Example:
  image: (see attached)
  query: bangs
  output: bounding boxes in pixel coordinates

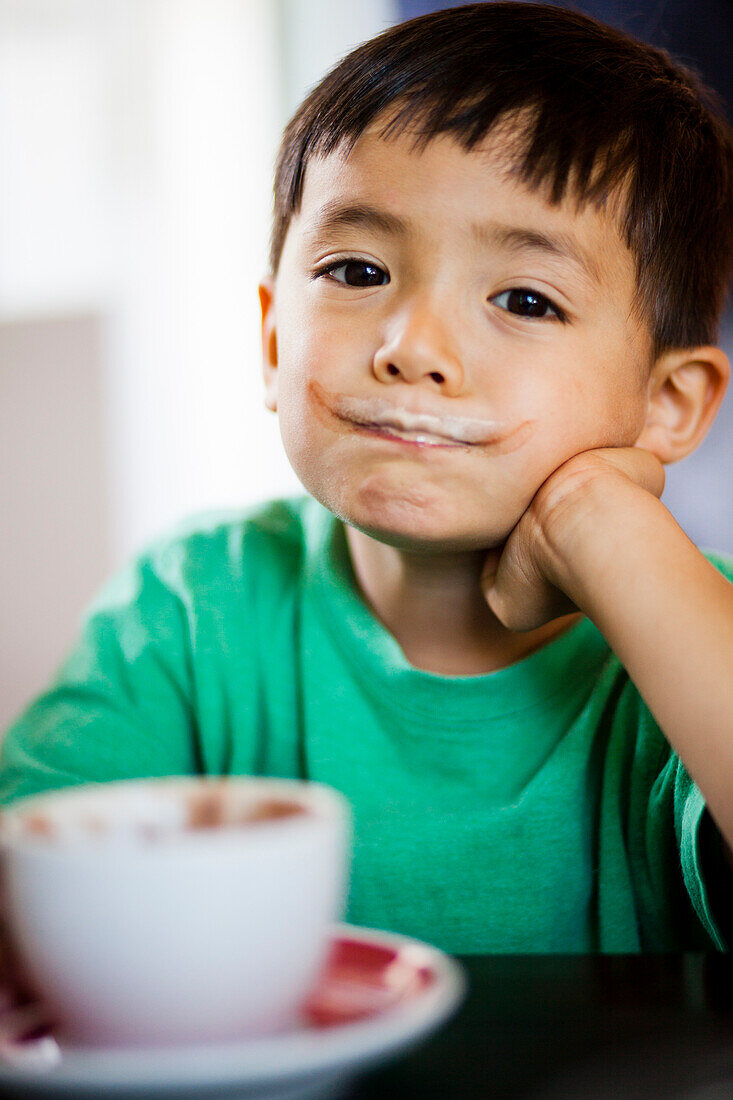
[359,96,636,216]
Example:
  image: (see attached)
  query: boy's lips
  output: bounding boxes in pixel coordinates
[328,392,518,446]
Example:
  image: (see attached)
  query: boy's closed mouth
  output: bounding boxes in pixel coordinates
[320,388,525,449]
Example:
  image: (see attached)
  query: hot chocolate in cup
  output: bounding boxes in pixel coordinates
[0,777,351,1046]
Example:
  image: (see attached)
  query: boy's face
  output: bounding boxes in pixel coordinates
[261,123,654,551]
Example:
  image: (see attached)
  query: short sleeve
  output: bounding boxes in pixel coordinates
[0,548,200,806]
[618,548,733,952]
[696,809,733,950]
[669,759,728,951]
[674,548,733,950]
[624,702,729,951]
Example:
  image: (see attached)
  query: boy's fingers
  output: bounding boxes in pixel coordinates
[481,526,577,632]
[573,446,666,500]
[481,444,665,632]
[479,545,504,588]
[483,550,577,631]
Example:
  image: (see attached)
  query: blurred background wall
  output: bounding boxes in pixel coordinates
[1,0,731,729]
[0,0,393,729]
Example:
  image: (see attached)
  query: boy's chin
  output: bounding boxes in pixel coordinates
[298,471,523,553]
[347,522,504,555]
[327,498,514,555]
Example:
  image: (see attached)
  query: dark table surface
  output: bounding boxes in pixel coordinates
[2,955,733,1099]
[349,954,733,1099]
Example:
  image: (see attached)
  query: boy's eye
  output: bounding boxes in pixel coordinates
[491,288,566,322]
[316,260,389,287]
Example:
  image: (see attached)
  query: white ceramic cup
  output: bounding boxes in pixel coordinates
[0,777,351,1046]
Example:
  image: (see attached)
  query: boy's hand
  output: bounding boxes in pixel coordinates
[480,447,666,631]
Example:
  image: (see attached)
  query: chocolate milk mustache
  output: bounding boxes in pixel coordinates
[331,393,512,445]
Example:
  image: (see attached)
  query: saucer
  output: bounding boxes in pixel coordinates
[0,924,466,1097]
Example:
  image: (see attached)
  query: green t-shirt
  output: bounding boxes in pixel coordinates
[1,496,731,954]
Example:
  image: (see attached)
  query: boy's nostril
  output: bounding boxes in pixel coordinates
[430,372,445,384]
[387,364,399,376]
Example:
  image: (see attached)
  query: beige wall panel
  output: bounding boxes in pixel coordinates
[0,314,111,732]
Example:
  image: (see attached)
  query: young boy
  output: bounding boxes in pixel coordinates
[2,2,733,954]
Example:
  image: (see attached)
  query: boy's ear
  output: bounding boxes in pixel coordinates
[258,276,278,412]
[635,345,730,463]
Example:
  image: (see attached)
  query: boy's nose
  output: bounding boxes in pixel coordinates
[372,303,465,395]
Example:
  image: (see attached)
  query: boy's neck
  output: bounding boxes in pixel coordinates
[345,526,583,676]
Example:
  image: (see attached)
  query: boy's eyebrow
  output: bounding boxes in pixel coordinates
[306,201,604,288]
[475,223,604,289]
[306,201,408,241]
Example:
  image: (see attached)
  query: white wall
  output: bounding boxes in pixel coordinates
[101,0,295,566]
[0,0,396,571]
[277,0,395,121]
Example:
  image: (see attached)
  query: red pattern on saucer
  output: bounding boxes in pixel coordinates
[0,932,438,1064]
[304,935,435,1026]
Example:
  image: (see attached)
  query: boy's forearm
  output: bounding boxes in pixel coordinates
[552,482,733,849]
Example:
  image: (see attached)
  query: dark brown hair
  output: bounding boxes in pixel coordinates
[269,2,733,359]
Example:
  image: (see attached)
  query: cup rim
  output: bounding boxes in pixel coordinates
[0,777,349,852]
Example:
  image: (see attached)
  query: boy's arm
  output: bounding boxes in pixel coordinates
[481,446,733,861]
